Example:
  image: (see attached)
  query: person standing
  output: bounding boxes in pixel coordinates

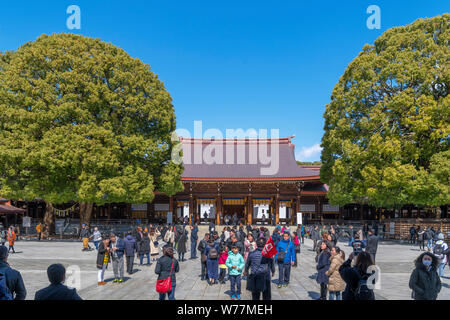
[35,264,82,300]
[155,245,180,300]
[205,239,220,285]
[339,251,375,300]
[164,226,175,246]
[326,246,345,300]
[198,233,210,281]
[424,227,433,252]
[138,232,151,266]
[36,223,43,241]
[109,233,125,283]
[226,244,245,300]
[0,246,26,299]
[190,224,199,259]
[96,236,111,285]
[366,229,379,263]
[177,227,188,262]
[311,226,320,251]
[410,225,417,245]
[123,232,137,275]
[409,252,441,300]
[293,232,300,267]
[316,241,331,300]
[433,233,448,278]
[0,227,6,246]
[80,224,92,251]
[348,225,355,246]
[6,227,16,254]
[243,233,257,262]
[275,232,296,288]
[245,238,275,300]
[92,227,102,250]
[417,227,425,251]
[218,245,229,284]
[149,227,160,262]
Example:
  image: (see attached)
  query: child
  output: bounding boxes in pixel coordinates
[225,244,245,300]
[293,232,300,267]
[218,245,229,284]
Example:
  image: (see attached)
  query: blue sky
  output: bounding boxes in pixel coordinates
[0,1,448,161]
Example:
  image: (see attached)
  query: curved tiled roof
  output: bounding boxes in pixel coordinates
[180,137,320,181]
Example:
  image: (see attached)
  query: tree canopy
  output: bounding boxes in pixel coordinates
[321,14,449,208]
[0,33,183,210]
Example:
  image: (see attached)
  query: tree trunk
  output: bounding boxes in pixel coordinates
[43,201,55,237]
[436,206,442,219]
[79,202,94,227]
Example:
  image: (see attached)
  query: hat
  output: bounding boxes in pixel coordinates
[438,233,445,240]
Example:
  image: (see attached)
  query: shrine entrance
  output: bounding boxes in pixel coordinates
[223,199,246,225]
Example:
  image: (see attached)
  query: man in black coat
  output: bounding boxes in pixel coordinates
[197,233,210,280]
[190,224,199,259]
[0,246,26,300]
[35,264,82,300]
[366,229,379,263]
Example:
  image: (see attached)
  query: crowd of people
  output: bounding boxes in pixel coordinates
[0,221,448,301]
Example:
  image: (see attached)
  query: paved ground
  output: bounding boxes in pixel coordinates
[6,233,450,300]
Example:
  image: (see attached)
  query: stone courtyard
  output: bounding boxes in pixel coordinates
[6,229,450,300]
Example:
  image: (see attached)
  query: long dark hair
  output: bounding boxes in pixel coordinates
[355,252,374,274]
[415,252,438,269]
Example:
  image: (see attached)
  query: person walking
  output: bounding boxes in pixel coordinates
[149,227,160,262]
[0,245,26,299]
[316,241,331,300]
[339,251,375,300]
[293,232,300,267]
[351,233,366,257]
[409,252,442,300]
[366,229,379,263]
[275,232,296,288]
[6,227,16,254]
[190,224,199,259]
[96,236,111,286]
[36,223,43,241]
[92,227,102,250]
[245,238,275,300]
[226,244,245,300]
[205,239,220,285]
[123,232,137,275]
[109,233,125,283]
[198,233,210,281]
[311,226,320,251]
[177,227,188,262]
[326,246,345,300]
[155,245,180,300]
[80,224,92,251]
[138,232,151,266]
[433,233,448,279]
[424,227,433,252]
[218,245,229,284]
[410,225,417,245]
[347,225,355,246]
[300,224,306,244]
[35,264,82,300]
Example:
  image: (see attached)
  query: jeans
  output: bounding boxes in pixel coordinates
[179,252,185,261]
[348,238,354,246]
[112,256,124,279]
[8,245,15,253]
[278,263,291,285]
[229,275,241,296]
[159,283,176,300]
[418,240,425,251]
[191,240,197,258]
[94,241,99,250]
[139,253,150,265]
[329,291,341,300]
[439,263,445,277]
[126,255,134,274]
[427,240,433,250]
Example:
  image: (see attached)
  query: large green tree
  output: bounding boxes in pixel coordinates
[0,33,183,233]
[321,14,449,210]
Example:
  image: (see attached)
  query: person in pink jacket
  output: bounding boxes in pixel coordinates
[218,245,229,284]
[244,233,257,262]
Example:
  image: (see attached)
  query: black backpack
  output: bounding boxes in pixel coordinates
[434,243,444,255]
[208,247,218,259]
[353,273,375,300]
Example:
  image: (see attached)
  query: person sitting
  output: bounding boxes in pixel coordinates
[34,264,82,300]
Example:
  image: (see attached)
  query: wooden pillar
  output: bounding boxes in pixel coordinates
[215,196,221,225]
[275,195,280,225]
[189,196,193,225]
[247,195,253,225]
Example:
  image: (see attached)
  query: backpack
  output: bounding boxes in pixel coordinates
[0,268,13,300]
[259,231,265,239]
[353,273,375,300]
[208,247,218,259]
[434,243,444,255]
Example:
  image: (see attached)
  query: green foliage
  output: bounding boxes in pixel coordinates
[0,33,183,205]
[296,161,322,165]
[321,14,450,207]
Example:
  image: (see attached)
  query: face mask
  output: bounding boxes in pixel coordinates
[423,260,432,267]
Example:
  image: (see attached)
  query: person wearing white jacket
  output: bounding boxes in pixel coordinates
[433,233,448,278]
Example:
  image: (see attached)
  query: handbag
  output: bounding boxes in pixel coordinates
[156,258,174,294]
[277,244,289,263]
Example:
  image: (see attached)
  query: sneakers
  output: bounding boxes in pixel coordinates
[236,294,241,300]
[231,295,236,300]
[118,279,123,283]
[283,284,288,288]
[113,279,119,283]
[277,284,282,289]
[98,281,107,286]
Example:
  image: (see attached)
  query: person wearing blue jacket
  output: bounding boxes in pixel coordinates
[123,232,137,275]
[190,224,199,259]
[275,232,296,288]
[110,233,125,283]
[225,245,245,300]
